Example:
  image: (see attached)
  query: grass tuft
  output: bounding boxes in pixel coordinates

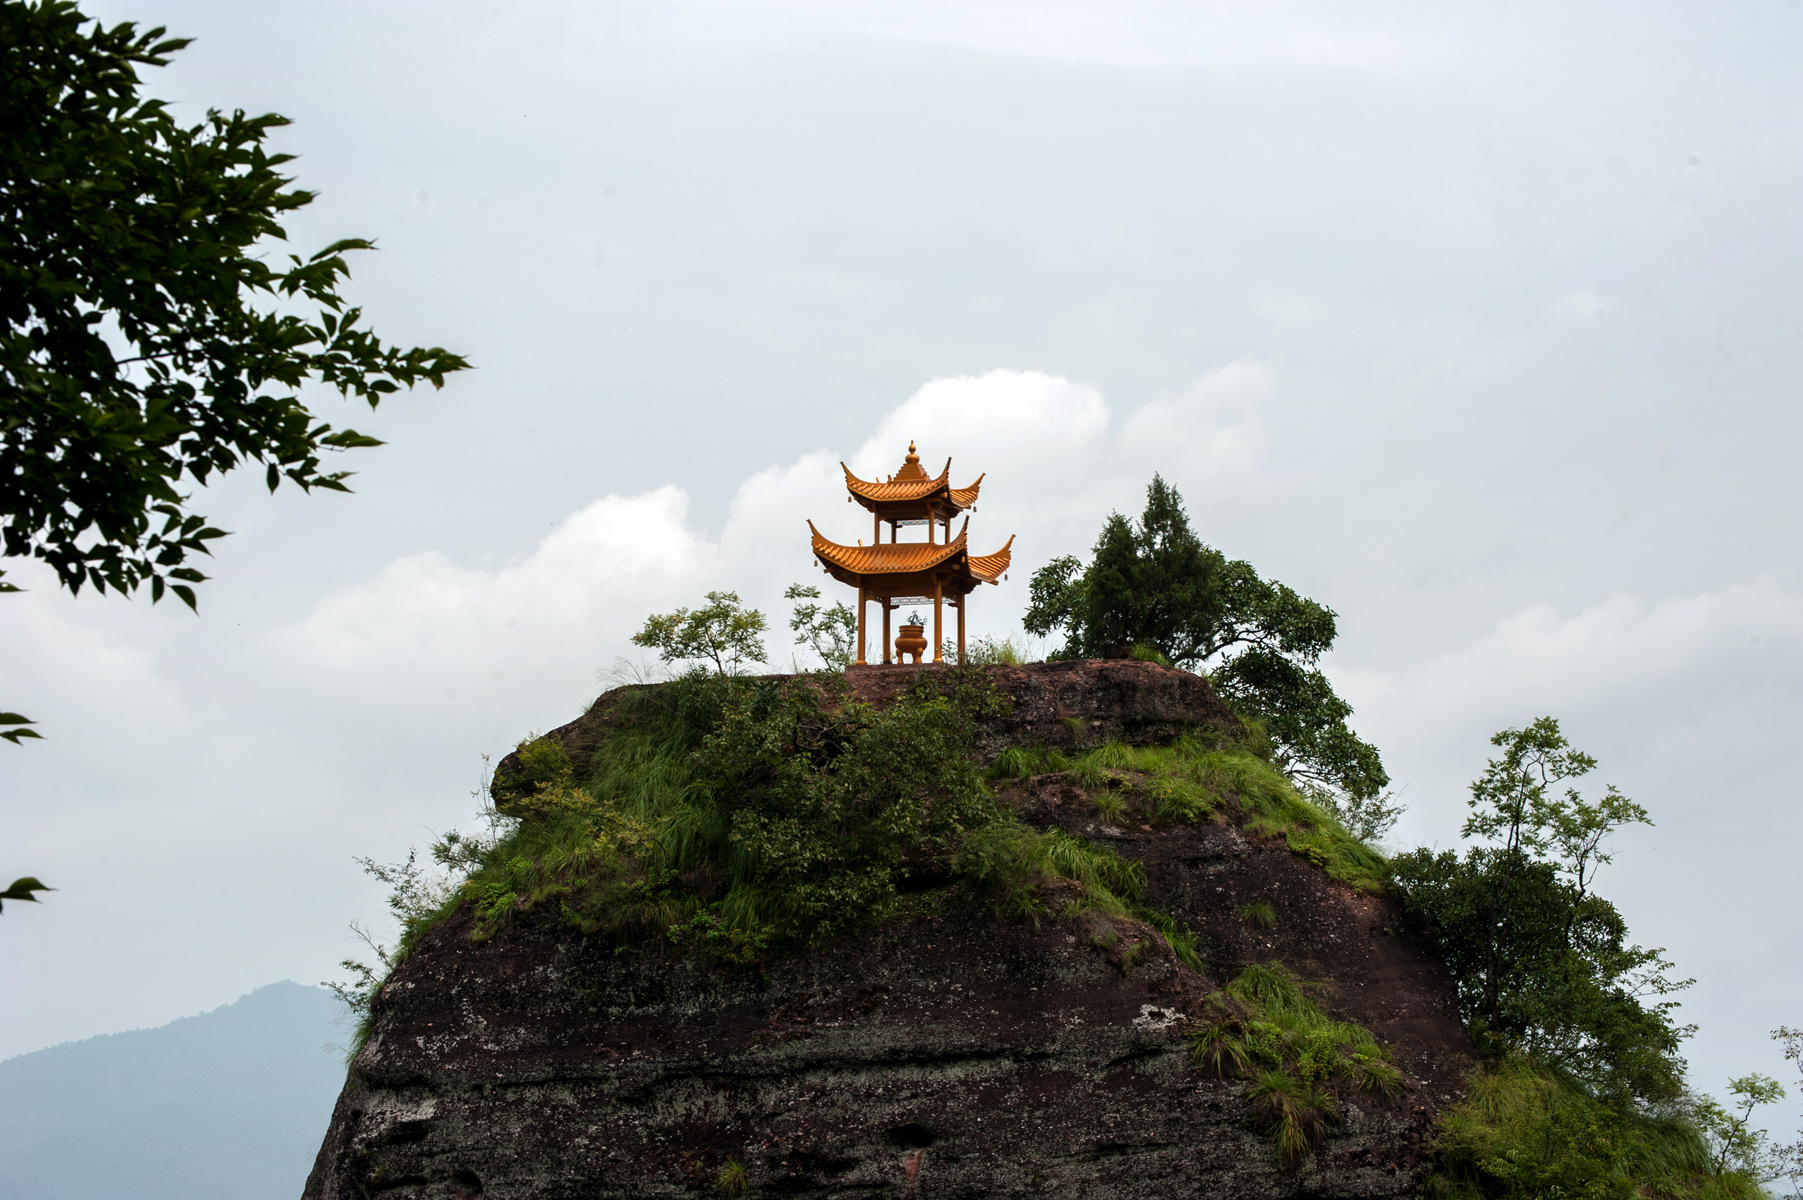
[1135,906,1205,972]
[716,1159,748,1196]
[1239,900,1278,932]
[1091,791,1127,823]
[989,745,1071,780]
[1190,963,1399,1167]
[991,737,1385,889]
[989,746,1040,781]
[954,820,1144,923]
[1247,1069,1340,1166]
[1089,742,1137,770]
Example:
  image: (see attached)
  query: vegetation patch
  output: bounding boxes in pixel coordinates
[361,667,1174,985]
[1190,963,1404,1166]
[1001,734,1385,891]
[1434,1056,1764,1200]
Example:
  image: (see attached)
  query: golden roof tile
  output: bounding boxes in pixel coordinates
[808,520,969,575]
[808,520,1013,586]
[841,442,984,512]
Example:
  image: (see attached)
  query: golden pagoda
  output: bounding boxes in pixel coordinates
[808,442,1014,665]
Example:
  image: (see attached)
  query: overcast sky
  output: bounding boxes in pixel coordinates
[3,0,1799,1115]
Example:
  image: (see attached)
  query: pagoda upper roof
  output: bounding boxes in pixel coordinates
[842,442,984,515]
[808,518,1013,590]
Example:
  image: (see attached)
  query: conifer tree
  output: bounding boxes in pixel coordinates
[1025,475,1385,801]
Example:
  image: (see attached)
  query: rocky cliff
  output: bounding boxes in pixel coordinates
[304,661,1471,1199]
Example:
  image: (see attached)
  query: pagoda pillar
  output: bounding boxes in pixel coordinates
[956,594,966,664]
[932,580,944,663]
[856,586,867,666]
[882,600,892,665]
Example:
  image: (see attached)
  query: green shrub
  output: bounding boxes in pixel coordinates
[1434,1056,1763,1200]
[464,777,663,941]
[423,667,1187,965]
[953,821,1143,922]
[490,733,574,806]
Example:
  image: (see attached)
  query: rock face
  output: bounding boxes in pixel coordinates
[307,663,1470,1199]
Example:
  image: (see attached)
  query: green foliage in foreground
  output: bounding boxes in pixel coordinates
[1190,963,1403,1166]
[1435,1056,1765,1200]
[3,1,468,908]
[2,0,468,607]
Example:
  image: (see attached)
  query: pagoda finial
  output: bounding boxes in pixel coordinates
[906,440,918,464]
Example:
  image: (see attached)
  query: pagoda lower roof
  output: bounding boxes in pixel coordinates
[842,461,984,514]
[808,520,1013,588]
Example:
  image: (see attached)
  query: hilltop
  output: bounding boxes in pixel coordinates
[305,661,1473,1198]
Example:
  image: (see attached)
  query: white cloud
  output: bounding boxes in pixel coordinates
[1117,360,1276,494]
[0,583,195,772]
[266,486,710,697]
[1342,579,1803,738]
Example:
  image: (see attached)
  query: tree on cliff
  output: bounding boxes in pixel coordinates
[1,0,470,900]
[1390,718,1691,1102]
[633,592,769,675]
[784,583,856,668]
[1023,475,1388,805]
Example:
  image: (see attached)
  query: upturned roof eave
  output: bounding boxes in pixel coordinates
[840,461,985,514]
[807,521,1014,588]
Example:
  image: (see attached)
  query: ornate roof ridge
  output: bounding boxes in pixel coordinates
[841,450,984,510]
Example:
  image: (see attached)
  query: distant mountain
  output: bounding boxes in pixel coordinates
[0,981,347,1200]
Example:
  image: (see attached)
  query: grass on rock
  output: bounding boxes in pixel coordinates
[445,668,1157,964]
[1009,736,1385,891]
[1189,963,1404,1166]
[1434,1055,1766,1200]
